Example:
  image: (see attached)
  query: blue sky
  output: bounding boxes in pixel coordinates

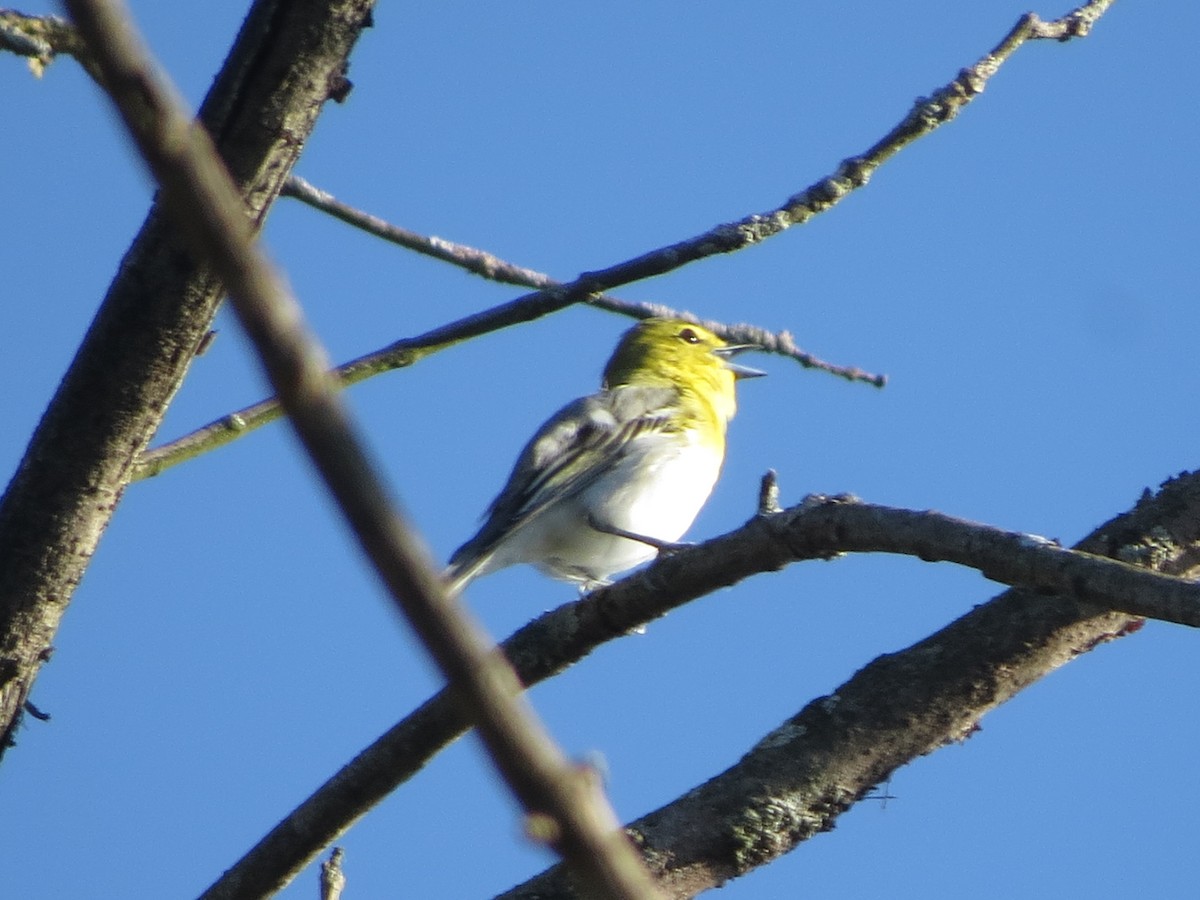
[3,2,1198,897]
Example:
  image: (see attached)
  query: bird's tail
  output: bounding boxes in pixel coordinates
[442,544,493,596]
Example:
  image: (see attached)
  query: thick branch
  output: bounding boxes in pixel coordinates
[202,469,1200,898]
[0,0,377,757]
[504,490,1195,897]
[66,2,664,897]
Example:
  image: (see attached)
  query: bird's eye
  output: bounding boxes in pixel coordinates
[678,328,701,344]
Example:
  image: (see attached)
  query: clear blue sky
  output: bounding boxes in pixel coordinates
[3,2,1198,897]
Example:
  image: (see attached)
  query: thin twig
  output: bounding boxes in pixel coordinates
[1,3,1117,485]
[131,297,877,479]
[281,175,564,289]
[282,174,886,384]
[0,9,98,79]
[201,472,1199,899]
[132,0,1112,483]
[142,168,890,481]
[319,848,345,900]
[65,2,664,898]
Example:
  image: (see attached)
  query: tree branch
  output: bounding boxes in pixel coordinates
[0,10,94,78]
[66,1,664,897]
[129,0,1114,484]
[505,498,1195,898]
[131,297,880,480]
[279,173,579,289]
[279,174,888,383]
[140,157,898,482]
[319,848,346,900]
[0,0,376,759]
[201,470,1200,898]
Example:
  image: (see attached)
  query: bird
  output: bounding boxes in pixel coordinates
[445,317,764,593]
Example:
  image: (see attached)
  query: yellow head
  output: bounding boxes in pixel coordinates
[602,318,763,430]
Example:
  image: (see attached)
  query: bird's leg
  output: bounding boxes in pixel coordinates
[586,514,692,557]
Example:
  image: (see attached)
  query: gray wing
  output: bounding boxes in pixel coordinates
[446,384,677,586]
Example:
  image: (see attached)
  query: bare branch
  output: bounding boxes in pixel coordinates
[0,0,376,758]
[511,522,1194,893]
[201,469,1200,898]
[0,10,93,78]
[65,1,664,897]
[141,169,891,481]
[131,296,881,479]
[134,0,1114,485]
[280,175,884,385]
[281,174,568,289]
[319,848,346,900]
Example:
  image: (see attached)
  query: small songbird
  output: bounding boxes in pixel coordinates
[445,317,764,593]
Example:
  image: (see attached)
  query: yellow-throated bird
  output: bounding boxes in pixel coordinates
[445,318,763,593]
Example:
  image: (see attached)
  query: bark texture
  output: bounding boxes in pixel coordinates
[0,0,378,757]
[500,472,1200,897]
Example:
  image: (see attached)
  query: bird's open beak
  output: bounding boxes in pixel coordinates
[715,344,766,379]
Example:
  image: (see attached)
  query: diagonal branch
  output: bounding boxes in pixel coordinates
[131,300,877,480]
[201,471,1200,899]
[0,0,377,760]
[506,494,1195,895]
[280,174,884,385]
[280,173,581,290]
[65,1,665,897]
[130,0,1114,484]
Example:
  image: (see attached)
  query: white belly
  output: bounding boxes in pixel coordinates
[508,432,723,587]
